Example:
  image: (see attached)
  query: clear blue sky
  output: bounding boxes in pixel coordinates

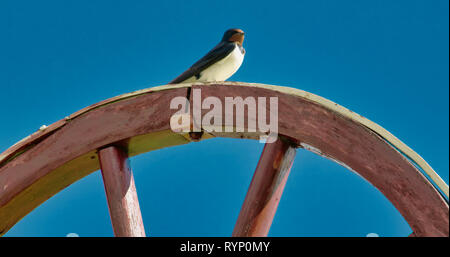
[1,0,448,237]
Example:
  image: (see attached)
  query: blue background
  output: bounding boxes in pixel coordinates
[0,0,448,237]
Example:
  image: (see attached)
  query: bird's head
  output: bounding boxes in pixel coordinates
[222,28,245,45]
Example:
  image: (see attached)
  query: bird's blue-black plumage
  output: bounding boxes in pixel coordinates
[170,41,237,84]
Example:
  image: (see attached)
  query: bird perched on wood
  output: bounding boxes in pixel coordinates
[170,28,245,84]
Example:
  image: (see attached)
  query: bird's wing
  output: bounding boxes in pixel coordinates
[169,42,236,84]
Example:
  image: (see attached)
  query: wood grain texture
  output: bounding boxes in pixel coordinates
[193,84,448,237]
[233,137,296,237]
[99,146,145,237]
[0,88,189,236]
[0,82,447,237]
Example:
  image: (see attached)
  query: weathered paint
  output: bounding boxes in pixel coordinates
[233,137,296,236]
[0,82,447,237]
[99,146,146,237]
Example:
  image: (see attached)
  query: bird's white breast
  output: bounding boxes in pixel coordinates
[196,44,244,82]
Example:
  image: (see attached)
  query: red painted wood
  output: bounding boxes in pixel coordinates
[0,84,447,236]
[195,84,449,237]
[99,146,146,237]
[0,88,186,207]
[233,137,296,237]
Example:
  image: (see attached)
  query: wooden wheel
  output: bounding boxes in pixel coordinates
[0,82,448,237]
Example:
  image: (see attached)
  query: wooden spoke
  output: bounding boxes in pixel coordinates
[233,137,296,237]
[99,146,146,237]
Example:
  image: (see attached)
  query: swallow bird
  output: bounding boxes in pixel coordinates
[170,28,245,84]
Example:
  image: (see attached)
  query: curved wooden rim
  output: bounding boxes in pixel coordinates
[0,82,448,236]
